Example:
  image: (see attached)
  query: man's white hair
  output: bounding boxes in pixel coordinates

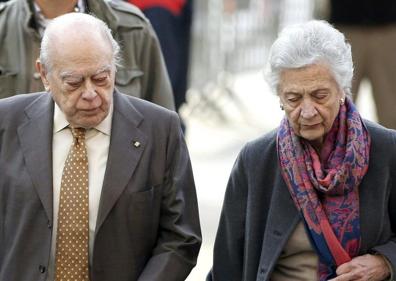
[39,13,121,72]
[265,20,353,97]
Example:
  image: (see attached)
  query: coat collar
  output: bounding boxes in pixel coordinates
[257,178,300,279]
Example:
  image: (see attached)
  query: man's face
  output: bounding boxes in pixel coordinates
[39,38,116,129]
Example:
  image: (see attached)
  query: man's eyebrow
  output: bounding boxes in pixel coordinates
[59,65,112,79]
[94,65,112,75]
[60,71,82,80]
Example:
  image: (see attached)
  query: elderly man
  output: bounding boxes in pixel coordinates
[0,13,201,281]
[0,0,175,110]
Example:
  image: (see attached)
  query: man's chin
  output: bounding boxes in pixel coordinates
[72,114,107,129]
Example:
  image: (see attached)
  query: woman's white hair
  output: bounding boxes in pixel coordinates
[40,13,121,72]
[265,20,353,97]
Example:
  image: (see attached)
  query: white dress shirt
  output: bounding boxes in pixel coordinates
[46,103,113,281]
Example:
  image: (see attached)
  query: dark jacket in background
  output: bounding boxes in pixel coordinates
[330,0,396,25]
[328,0,396,130]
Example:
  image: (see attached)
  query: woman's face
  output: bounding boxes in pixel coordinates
[278,64,344,149]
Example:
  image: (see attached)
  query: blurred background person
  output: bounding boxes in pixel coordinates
[208,20,395,281]
[127,0,193,129]
[323,0,396,129]
[0,0,175,110]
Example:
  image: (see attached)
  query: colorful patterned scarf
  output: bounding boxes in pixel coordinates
[277,97,371,280]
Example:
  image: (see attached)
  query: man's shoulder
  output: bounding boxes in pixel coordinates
[117,92,176,119]
[107,0,147,19]
[0,0,14,21]
[101,0,149,27]
[0,0,23,17]
[115,93,180,135]
[0,2,6,13]
[0,93,49,129]
[0,92,48,110]
[0,0,11,14]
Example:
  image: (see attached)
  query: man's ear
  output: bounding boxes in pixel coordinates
[35,59,50,92]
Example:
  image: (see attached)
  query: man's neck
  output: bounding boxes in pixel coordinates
[34,0,79,19]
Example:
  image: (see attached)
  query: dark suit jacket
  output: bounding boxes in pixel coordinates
[208,120,396,281]
[0,91,201,281]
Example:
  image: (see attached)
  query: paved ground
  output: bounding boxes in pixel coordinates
[181,71,377,281]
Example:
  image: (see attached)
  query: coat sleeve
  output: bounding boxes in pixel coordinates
[207,147,249,281]
[372,128,396,277]
[109,1,176,110]
[137,24,176,110]
[138,112,201,281]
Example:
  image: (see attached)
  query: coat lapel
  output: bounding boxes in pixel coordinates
[17,93,54,223]
[95,92,147,232]
[257,178,300,278]
[358,153,384,254]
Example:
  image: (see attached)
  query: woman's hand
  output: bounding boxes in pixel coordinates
[329,254,391,281]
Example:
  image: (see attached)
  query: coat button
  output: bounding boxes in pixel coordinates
[38,265,46,273]
[47,221,52,229]
[260,267,267,274]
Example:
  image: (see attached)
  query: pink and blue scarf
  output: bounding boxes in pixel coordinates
[277,97,371,280]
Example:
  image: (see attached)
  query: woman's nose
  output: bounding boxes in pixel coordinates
[300,100,317,119]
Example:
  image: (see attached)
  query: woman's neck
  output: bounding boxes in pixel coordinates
[308,138,323,155]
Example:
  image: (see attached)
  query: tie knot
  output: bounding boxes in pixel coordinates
[70,127,86,142]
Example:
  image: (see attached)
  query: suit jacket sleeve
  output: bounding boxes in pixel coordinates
[372,129,396,277]
[207,146,249,281]
[138,113,201,281]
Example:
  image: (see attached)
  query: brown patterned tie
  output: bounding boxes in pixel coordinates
[55,127,89,281]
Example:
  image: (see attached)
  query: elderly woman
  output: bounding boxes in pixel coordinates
[208,21,396,281]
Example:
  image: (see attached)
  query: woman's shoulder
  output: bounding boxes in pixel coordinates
[364,119,396,147]
[239,128,279,163]
[364,120,396,170]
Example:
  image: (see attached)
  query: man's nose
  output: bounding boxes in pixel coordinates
[300,100,317,119]
[81,81,98,100]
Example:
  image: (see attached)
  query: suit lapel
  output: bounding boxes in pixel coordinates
[95,92,147,232]
[258,178,300,277]
[17,94,54,222]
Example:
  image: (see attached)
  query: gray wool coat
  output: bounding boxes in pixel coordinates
[208,120,396,281]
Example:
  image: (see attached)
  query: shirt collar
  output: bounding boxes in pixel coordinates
[53,102,113,136]
[33,0,86,36]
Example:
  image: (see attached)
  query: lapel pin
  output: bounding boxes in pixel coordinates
[132,141,141,148]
